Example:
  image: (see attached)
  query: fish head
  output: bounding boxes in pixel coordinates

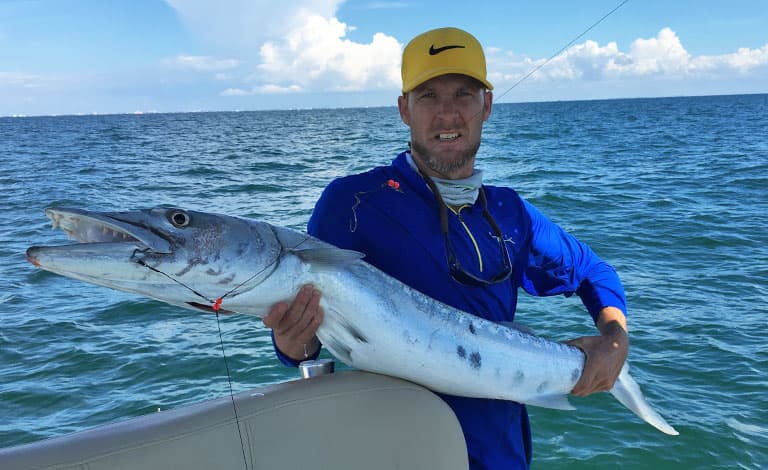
[27,207,282,313]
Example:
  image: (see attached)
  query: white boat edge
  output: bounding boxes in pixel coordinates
[0,370,468,470]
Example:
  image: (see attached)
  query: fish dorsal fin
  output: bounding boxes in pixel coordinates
[291,247,365,267]
[269,224,365,267]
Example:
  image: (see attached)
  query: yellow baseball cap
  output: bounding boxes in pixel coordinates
[401,27,493,93]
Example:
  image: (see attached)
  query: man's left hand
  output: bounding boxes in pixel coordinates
[567,307,629,397]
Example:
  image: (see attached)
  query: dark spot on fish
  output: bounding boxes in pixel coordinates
[514,370,525,384]
[325,336,352,365]
[469,322,476,335]
[235,242,247,256]
[469,352,482,370]
[340,319,368,344]
[347,324,368,344]
[537,381,549,393]
[175,257,203,277]
[457,345,466,358]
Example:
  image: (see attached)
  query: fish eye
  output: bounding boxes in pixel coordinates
[168,210,190,228]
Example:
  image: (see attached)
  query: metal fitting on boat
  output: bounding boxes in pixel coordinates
[299,358,335,379]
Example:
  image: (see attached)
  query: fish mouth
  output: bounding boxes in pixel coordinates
[28,207,172,264]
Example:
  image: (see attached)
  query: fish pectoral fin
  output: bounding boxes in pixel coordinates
[524,394,575,411]
[292,247,365,266]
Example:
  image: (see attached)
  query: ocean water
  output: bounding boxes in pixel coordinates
[1,94,766,469]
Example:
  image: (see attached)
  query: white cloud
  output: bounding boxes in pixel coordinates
[165,0,343,49]
[0,71,92,92]
[691,44,768,73]
[621,27,691,75]
[256,15,401,92]
[489,27,768,89]
[0,72,43,88]
[221,84,302,95]
[165,0,402,95]
[169,55,240,71]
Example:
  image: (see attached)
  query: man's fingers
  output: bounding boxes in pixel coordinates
[293,301,324,344]
[292,290,321,332]
[262,301,289,330]
[265,285,323,342]
[281,285,314,326]
[568,333,626,396]
[571,368,595,396]
[279,287,318,336]
[264,285,312,331]
[263,285,324,362]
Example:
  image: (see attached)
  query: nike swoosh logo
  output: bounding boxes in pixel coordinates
[429,44,465,55]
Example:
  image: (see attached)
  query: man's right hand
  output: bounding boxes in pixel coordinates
[263,284,323,362]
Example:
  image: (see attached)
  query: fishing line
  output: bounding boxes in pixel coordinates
[130,239,308,470]
[215,311,250,470]
[129,249,269,470]
[493,0,631,103]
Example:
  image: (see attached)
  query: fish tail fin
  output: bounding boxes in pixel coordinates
[609,363,679,435]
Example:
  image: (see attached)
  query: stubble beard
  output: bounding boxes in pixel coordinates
[411,139,481,178]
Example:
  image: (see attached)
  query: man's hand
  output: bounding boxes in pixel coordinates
[568,306,628,397]
[263,284,323,362]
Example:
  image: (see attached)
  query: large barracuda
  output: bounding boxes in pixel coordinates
[27,207,678,435]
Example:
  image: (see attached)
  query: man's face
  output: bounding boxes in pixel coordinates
[398,74,492,179]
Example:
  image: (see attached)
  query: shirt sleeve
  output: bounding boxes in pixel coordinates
[519,200,627,323]
[271,331,321,368]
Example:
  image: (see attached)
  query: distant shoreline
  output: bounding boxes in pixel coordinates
[3,92,766,119]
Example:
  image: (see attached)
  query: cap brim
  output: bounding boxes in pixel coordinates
[403,68,494,93]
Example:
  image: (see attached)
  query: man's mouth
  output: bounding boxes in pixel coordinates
[438,133,460,141]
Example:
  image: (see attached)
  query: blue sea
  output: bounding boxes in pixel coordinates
[1,94,766,469]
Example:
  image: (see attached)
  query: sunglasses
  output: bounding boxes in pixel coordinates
[423,175,513,287]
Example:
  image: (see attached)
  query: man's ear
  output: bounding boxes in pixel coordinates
[398,94,410,126]
[483,91,493,122]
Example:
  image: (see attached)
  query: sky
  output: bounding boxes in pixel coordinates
[1,0,766,116]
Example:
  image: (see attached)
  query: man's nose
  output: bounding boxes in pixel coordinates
[436,96,460,119]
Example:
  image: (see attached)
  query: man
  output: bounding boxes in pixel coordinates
[264,27,629,469]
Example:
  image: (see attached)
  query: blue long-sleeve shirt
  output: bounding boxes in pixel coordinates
[276,151,626,469]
